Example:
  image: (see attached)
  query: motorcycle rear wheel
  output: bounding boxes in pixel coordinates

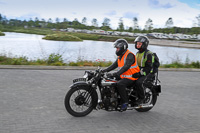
[64,86,95,117]
[135,87,157,112]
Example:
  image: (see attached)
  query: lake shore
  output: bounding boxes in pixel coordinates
[2,28,200,49]
[149,39,200,49]
[0,32,200,68]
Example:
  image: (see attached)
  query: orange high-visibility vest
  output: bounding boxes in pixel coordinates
[118,50,140,80]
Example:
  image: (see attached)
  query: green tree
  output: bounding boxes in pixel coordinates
[63,18,68,22]
[27,18,34,27]
[128,27,133,32]
[48,18,53,23]
[72,18,80,26]
[196,14,200,27]
[46,18,54,28]
[118,17,124,31]
[82,17,87,25]
[101,18,111,31]
[91,18,98,27]
[165,17,174,28]
[102,17,110,27]
[56,17,60,24]
[144,18,153,31]
[133,17,139,30]
[0,14,2,22]
[40,18,46,28]
[1,15,8,25]
[34,17,40,27]
[0,23,3,30]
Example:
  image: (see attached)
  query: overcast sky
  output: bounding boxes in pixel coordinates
[0,0,200,29]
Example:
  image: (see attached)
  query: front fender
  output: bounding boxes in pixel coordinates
[70,81,89,89]
[69,81,98,109]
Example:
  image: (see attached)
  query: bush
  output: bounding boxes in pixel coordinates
[0,31,5,36]
[47,53,65,66]
[11,56,29,65]
[68,62,79,66]
[51,62,65,66]
[191,61,200,68]
[35,59,46,65]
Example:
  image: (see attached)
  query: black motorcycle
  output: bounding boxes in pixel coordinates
[64,67,161,117]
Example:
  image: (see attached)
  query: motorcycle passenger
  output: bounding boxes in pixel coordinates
[102,39,140,111]
[132,36,154,104]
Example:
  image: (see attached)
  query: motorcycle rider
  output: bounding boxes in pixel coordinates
[102,39,140,111]
[132,36,154,104]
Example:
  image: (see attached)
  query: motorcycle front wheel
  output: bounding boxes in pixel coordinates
[64,86,96,117]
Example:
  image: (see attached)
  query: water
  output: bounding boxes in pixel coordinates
[0,32,200,64]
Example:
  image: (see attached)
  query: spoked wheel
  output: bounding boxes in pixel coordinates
[64,86,96,117]
[135,87,157,112]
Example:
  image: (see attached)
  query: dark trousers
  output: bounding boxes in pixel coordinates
[135,76,146,100]
[116,78,136,104]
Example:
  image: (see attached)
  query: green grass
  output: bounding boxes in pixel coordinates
[2,27,54,35]
[0,31,5,36]
[0,55,112,67]
[66,32,135,43]
[0,54,200,68]
[161,61,200,68]
[43,33,82,41]
[0,54,66,66]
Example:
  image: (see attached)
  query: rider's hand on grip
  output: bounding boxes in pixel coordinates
[101,69,107,73]
[106,72,117,79]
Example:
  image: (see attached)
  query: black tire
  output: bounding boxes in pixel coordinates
[135,87,157,112]
[64,86,97,117]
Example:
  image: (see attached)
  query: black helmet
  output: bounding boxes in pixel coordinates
[113,39,128,56]
[134,36,149,50]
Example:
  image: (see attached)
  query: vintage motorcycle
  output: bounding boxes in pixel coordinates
[64,67,161,117]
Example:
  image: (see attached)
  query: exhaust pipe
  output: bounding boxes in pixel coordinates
[133,104,153,109]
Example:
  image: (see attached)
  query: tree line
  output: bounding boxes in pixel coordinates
[0,13,200,34]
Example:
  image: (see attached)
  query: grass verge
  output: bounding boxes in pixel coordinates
[0,55,200,68]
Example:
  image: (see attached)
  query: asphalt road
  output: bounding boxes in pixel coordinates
[0,69,200,133]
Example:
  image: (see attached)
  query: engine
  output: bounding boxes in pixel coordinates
[101,86,118,111]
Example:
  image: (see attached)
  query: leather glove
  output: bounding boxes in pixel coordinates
[101,69,107,73]
[132,72,141,78]
[106,72,117,78]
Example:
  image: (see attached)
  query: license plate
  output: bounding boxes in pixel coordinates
[73,78,86,83]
